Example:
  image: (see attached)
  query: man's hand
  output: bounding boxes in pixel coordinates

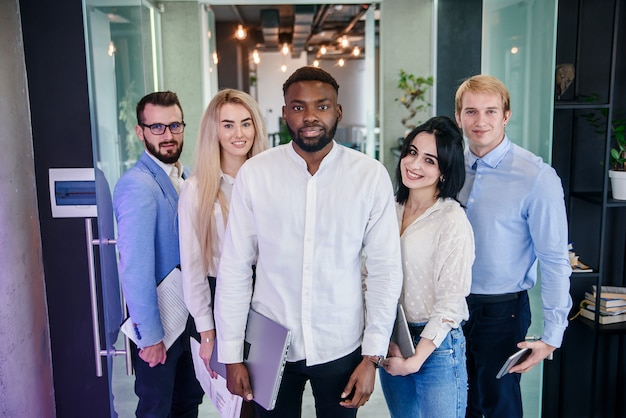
[139,341,167,367]
[225,363,254,402]
[508,339,556,374]
[199,330,217,378]
[339,357,376,408]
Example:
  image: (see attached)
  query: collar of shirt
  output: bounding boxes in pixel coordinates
[287,140,339,174]
[145,150,182,179]
[469,136,511,169]
[220,170,235,185]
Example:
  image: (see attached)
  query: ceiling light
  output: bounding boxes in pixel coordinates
[352,46,361,57]
[280,64,287,72]
[320,45,327,55]
[235,24,247,40]
[340,36,349,48]
[313,60,320,67]
[253,49,260,64]
[281,43,290,56]
[338,58,345,67]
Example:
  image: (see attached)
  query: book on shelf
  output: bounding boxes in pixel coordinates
[584,292,626,308]
[579,307,626,325]
[584,302,626,316]
[590,285,626,300]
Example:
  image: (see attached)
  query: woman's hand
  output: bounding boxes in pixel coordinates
[199,329,218,378]
[383,355,420,376]
[383,337,435,376]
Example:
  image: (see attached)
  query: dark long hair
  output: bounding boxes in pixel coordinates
[395,116,465,205]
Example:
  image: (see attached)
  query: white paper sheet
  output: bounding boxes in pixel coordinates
[121,267,189,349]
[190,337,243,418]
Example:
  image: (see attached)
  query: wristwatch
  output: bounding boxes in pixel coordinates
[366,355,384,368]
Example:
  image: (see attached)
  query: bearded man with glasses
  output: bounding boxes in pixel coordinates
[114,91,204,417]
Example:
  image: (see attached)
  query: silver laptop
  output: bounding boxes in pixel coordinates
[210,309,291,411]
[391,304,416,358]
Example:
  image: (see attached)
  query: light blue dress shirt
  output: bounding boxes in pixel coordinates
[458,136,572,347]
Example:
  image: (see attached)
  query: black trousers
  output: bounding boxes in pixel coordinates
[463,291,531,418]
[255,348,362,418]
[130,316,204,418]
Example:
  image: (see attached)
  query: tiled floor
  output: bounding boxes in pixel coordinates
[112,344,541,417]
[111,284,544,417]
[111,353,390,418]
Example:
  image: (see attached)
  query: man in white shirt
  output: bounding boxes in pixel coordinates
[214,66,403,417]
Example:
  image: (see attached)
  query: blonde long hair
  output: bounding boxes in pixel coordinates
[193,89,269,273]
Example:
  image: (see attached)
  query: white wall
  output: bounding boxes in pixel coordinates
[255,51,308,135]
[319,60,367,128]
[380,0,433,173]
[161,1,204,168]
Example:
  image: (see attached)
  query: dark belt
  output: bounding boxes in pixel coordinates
[467,290,525,304]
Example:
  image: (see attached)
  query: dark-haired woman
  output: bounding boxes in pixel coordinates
[379,116,475,418]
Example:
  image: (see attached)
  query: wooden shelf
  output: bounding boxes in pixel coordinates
[554,101,611,110]
[569,191,626,207]
[578,315,626,334]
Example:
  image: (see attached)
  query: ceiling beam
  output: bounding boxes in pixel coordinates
[291,5,316,58]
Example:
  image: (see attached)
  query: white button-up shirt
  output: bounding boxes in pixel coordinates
[397,198,474,347]
[179,173,234,333]
[215,142,402,366]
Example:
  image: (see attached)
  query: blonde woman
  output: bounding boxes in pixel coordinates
[178,89,268,381]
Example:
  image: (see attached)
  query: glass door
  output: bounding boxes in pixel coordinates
[82,1,162,416]
[482,1,559,415]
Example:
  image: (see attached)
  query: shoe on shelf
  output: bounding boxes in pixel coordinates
[568,243,592,273]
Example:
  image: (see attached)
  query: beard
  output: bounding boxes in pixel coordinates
[288,119,338,153]
[145,139,184,164]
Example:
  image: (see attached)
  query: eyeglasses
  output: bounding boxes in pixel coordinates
[140,122,186,135]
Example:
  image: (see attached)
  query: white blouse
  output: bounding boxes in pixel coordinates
[178,173,234,333]
[397,198,475,347]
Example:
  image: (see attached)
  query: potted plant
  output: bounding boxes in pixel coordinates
[395,69,433,131]
[582,108,626,200]
[608,116,626,199]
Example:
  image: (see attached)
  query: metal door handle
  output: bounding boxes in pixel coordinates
[85,218,132,377]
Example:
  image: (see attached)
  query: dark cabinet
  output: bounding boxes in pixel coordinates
[545,0,626,417]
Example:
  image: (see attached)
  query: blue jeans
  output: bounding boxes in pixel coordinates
[379,327,468,418]
[255,348,362,418]
[463,291,531,418]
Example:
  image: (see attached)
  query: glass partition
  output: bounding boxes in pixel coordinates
[482,1,559,416]
[82,1,162,416]
[482,0,558,162]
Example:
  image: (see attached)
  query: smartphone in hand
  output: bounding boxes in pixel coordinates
[496,348,531,379]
